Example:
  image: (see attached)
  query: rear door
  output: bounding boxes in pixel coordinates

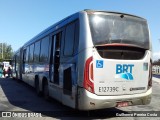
[50,33,61,84]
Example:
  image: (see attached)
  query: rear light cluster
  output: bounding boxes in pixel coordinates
[148,60,152,89]
[83,56,94,93]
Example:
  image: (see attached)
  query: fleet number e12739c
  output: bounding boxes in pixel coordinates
[99,87,119,92]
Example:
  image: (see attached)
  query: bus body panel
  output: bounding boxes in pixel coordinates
[77,11,94,87]
[78,87,151,110]
[93,50,151,96]
[76,10,152,110]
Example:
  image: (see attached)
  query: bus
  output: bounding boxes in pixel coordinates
[12,10,152,110]
[2,61,10,71]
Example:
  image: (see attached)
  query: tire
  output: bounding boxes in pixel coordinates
[43,80,50,101]
[35,78,42,96]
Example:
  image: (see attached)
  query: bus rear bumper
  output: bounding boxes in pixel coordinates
[78,87,152,110]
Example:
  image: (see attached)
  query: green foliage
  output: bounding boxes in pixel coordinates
[0,43,13,61]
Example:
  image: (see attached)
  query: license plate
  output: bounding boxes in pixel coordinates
[117,102,129,107]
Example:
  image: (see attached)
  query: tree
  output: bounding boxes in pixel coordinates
[0,43,13,61]
[153,59,160,66]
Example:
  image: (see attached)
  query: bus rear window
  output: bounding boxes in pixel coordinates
[88,13,150,49]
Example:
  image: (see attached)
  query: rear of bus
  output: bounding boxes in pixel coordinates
[78,10,152,110]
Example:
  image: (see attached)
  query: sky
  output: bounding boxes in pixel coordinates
[0,0,160,61]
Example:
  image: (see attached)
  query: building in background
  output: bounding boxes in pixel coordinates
[152,65,160,74]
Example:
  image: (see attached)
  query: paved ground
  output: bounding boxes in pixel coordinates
[0,77,160,120]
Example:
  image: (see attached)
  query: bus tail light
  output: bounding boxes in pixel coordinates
[148,60,152,89]
[84,56,94,93]
[90,62,94,80]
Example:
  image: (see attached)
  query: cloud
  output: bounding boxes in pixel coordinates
[153,51,160,61]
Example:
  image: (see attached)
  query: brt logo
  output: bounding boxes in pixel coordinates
[115,64,134,80]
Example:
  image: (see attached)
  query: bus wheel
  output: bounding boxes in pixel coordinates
[43,80,50,101]
[35,78,42,96]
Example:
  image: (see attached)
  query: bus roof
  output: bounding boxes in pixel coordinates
[84,9,146,20]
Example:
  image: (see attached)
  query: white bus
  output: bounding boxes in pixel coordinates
[12,10,152,110]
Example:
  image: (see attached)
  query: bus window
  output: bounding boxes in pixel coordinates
[34,41,40,62]
[22,49,26,73]
[29,44,34,63]
[40,36,49,62]
[64,22,75,56]
[74,20,79,55]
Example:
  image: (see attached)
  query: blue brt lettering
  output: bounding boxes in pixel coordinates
[116,64,134,74]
